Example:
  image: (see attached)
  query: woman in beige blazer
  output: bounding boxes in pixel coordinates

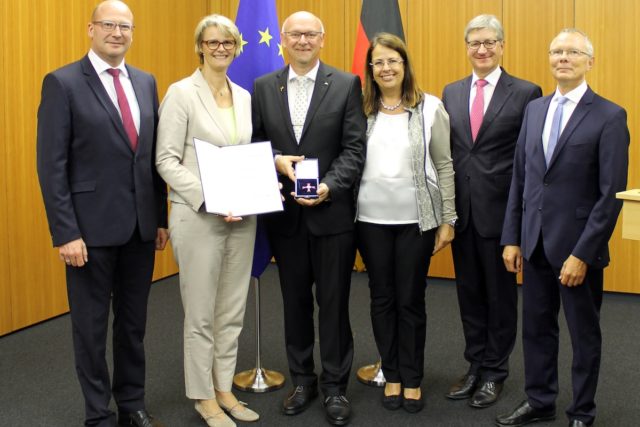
[156,15,258,427]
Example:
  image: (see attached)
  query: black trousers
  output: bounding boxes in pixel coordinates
[356,221,436,388]
[269,225,355,397]
[523,239,603,425]
[66,229,155,427]
[451,218,517,382]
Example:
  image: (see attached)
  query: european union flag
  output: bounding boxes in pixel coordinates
[228,0,284,95]
[228,0,283,278]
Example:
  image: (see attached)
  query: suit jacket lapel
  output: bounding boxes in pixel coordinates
[193,70,233,145]
[127,65,148,154]
[475,71,513,146]
[81,56,132,151]
[300,62,331,144]
[547,87,594,169]
[276,67,297,143]
[536,95,553,171]
[458,77,473,145]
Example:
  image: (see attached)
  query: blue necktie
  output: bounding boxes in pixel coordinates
[545,96,568,166]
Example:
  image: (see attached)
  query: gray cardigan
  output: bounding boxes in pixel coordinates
[361,96,456,232]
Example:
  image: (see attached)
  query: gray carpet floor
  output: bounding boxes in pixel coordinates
[1,265,639,426]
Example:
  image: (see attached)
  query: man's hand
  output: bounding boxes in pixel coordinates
[503,245,523,273]
[433,223,454,254]
[293,183,330,206]
[559,255,587,287]
[59,238,88,267]
[275,154,305,182]
[155,228,169,250]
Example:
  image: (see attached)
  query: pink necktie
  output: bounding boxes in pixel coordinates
[107,69,138,151]
[470,79,488,142]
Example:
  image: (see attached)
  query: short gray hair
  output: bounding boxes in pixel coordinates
[194,14,242,63]
[464,14,504,41]
[553,28,594,57]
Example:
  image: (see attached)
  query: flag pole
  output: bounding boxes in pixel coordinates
[233,276,285,392]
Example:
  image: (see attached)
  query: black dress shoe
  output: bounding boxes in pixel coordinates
[568,420,589,427]
[283,385,318,415]
[324,395,351,426]
[402,395,424,413]
[445,374,479,400]
[495,400,556,426]
[469,380,503,408]
[381,392,402,410]
[118,410,163,427]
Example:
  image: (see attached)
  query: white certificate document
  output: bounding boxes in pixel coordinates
[193,139,283,216]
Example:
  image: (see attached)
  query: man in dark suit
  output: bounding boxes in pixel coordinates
[442,14,541,408]
[497,29,629,427]
[251,10,366,426]
[36,1,167,426]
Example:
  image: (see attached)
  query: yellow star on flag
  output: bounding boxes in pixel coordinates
[238,33,249,53]
[258,27,273,47]
[278,43,284,57]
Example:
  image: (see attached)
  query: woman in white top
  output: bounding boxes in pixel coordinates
[156,15,258,427]
[357,32,457,414]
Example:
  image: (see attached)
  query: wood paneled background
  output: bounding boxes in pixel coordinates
[1,0,638,336]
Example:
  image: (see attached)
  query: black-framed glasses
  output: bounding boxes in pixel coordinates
[548,49,590,58]
[93,20,134,33]
[467,39,500,50]
[283,31,323,41]
[202,39,236,50]
[369,58,404,69]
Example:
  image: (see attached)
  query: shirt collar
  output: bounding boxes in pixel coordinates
[288,61,320,83]
[552,80,588,105]
[88,49,129,78]
[471,66,502,88]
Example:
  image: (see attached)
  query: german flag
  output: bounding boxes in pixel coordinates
[351,0,405,83]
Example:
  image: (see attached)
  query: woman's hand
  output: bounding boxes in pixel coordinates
[433,223,455,254]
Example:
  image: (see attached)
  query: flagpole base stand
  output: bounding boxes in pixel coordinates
[356,360,386,387]
[233,368,285,393]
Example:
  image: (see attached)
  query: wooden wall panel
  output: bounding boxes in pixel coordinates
[3,0,639,335]
[503,0,574,93]
[576,0,640,293]
[0,0,10,335]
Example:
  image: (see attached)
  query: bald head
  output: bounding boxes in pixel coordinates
[281,11,324,34]
[92,0,133,23]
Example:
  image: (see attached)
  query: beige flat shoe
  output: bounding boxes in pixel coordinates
[218,400,260,422]
[194,401,236,427]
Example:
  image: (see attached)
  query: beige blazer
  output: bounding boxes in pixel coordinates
[156,68,252,211]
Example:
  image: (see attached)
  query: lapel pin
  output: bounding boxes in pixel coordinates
[280,86,285,92]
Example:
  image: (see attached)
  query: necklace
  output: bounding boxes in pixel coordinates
[380,98,402,111]
[208,81,230,97]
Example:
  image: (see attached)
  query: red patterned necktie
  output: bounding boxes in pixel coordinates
[107,68,138,151]
[470,79,488,142]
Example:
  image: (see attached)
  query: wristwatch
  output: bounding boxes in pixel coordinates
[447,218,457,227]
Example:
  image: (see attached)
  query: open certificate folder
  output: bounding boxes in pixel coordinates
[193,139,283,216]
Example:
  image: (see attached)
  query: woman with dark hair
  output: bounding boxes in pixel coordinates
[357,32,457,413]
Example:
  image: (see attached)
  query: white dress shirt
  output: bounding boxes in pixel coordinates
[542,80,588,155]
[469,66,502,115]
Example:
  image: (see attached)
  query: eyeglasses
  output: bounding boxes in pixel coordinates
[202,39,236,50]
[467,39,500,50]
[548,49,590,58]
[370,58,404,69]
[92,21,134,33]
[283,31,323,41]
